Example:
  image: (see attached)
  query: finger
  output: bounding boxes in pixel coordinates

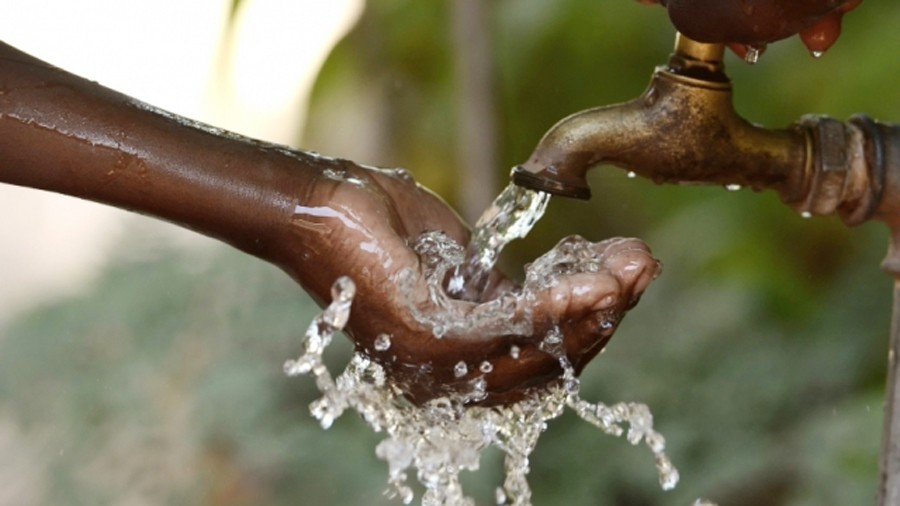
[542,271,620,318]
[596,238,659,298]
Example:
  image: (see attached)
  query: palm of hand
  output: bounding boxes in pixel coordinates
[286,165,660,405]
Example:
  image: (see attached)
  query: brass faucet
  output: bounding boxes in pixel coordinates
[512,33,895,227]
[514,31,900,505]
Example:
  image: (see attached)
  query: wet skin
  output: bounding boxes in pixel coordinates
[0,41,659,405]
[289,165,661,404]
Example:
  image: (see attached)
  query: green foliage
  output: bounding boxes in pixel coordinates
[2,0,900,504]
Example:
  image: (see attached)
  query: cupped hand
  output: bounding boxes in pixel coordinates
[281,162,660,405]
[643,0,862,56]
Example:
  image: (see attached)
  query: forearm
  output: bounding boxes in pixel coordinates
[0,41,328,264]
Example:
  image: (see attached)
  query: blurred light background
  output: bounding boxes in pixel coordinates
[0,1,899,505]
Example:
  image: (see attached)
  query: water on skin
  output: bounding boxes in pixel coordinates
[398,230,534,340]
[287,260,680,505]
[283,179,686,504]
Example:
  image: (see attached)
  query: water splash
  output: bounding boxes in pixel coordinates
[397,230,533,340]
[375,334,393,352]
[286,275,680,505]
[449,183,550,301]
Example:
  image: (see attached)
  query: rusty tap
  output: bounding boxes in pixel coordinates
[512,33,895,227]
[514,30,900,506]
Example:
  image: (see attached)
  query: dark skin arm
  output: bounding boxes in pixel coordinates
[644,0,862,55]
[0,41,659,405]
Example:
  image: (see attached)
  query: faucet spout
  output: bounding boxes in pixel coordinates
[513,34,809,204]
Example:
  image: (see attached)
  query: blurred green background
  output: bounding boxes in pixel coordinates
[2,0,900,504]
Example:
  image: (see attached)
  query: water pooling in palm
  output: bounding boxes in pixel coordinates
[284,182,696,505]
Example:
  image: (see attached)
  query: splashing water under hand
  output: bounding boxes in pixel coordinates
[286,275,680,505]
[281,178,694,504]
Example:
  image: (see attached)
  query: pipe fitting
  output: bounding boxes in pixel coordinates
[794,115,884,225]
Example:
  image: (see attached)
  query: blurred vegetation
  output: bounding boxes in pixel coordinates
[2,0,900,505]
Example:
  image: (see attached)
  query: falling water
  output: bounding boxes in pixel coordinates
[282,178,694,504]
[744,46,761,64]
[448,182,550,301]
[286,250,680,504]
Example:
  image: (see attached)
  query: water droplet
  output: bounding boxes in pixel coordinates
[725,184,742,192]
[468,377,488,402]
[374,334,392,352]
[509,345,521,360]
[564,377,580,395]
[386,166,414,181]
[600,319,615,331]
[811,50,824,58]
[495,486,508,504]
[744,46,761,64]
[447,271,465,294]
[626,171,637,179]
[643,86,659,106]
[283,359,303,376]
[480,361,494,374]
[658,455,680,490]
[454,361,469,378]
[801,211,813,219]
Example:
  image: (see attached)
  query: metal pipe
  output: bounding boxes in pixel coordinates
[874,119,900,506]
[511,34,809,207]
[879,281,900,505]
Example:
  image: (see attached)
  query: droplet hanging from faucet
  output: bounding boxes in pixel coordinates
[744,46,762,64]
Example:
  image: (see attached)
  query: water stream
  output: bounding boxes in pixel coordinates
[449,183,550,301]
[284,182,712,505]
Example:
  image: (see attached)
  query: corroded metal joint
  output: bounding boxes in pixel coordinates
[795,114,888,226]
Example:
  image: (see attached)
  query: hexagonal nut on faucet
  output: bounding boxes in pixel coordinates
[796,114,873,223]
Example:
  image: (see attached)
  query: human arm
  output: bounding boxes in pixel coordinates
[0,41,660,405]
